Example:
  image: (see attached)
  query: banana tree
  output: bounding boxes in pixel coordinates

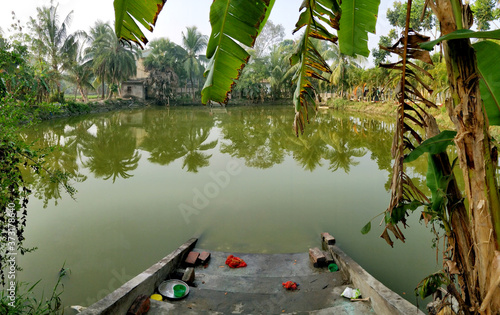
[361,1,500,313]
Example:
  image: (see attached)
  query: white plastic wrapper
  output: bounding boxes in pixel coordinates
[341,287,361,299]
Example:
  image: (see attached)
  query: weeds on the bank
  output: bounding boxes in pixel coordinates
[0,266,67,315]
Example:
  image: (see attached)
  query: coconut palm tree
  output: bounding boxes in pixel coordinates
[327,44,365,99]
[143,38,186,104]
[181,26,207,101]
[87,22,139,99]
[64,40,94,102]
[28,1,81,100]
[268,41,294,100]
[86,21,111,99]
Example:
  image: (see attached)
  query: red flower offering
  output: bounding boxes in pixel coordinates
[282,281,299,290]
[225,255,247,268]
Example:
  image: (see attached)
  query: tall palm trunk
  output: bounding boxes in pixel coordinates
[190,74,195,102]
[101,74,105,99]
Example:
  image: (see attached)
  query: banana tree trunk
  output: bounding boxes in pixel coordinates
[432,1,500,312]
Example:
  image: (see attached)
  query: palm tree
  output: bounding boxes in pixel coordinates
[28,1,80,100]
[143,38,187,104]
[182,26,207,101]
[87,22,139,99]
[267,41,294,100]
[87,21,110,99]
[64,40,94,102]
[326,43,365,99]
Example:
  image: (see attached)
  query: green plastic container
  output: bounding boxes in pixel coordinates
[173,284,186,297]
[328,263,339,272]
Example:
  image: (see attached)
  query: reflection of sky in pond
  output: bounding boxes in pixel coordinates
[18,106,437,311]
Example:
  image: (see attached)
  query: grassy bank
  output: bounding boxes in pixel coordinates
[324,97,500,141]
[325,98,456,130]
[33,98,150,121]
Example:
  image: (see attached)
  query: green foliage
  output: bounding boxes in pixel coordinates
[372,29,397,66]
[64,101,91,114]
[182,26,208,101]
[144,38,187,77]
[420,29,500,51]
[0,266,67,315]
[114,0,166,48]
[0,39,50,103]
[390,200,424,224]
[0,35,76,286]
[386,0,436,32]
[471,0,500,31]
[290,0,338,135]
[415,272,450,299]
[421,37,500,127]
[28,2,79,96]
[361,221,371,234]
[32,102,64,120]
[425,155,446,214]
[112,0,379,107]
[87,21,139,100]
[473,40,500,126]
[329,98,352,109]
[338,0,380,56]
[327,43,366,98]
[404,130,457,163]
[267,40,294,99]
[201,0,276,104]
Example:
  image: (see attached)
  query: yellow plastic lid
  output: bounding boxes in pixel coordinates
[150,294,163,301]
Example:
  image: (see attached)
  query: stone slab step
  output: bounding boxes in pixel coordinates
[194,250,331,278]
[194,271,344,294]
[148,285,374,314]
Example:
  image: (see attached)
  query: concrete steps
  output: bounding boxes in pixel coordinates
[148,251,375,314]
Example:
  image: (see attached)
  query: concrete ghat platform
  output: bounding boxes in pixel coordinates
[148,251,375,314]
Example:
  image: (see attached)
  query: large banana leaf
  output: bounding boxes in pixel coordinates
[404,130,457,163]
[114,0,166,48]
[420,29,500,51]
[290,0,339,135]
[473,40,500,126]
[201,0,275,104]
[338,0,380,57]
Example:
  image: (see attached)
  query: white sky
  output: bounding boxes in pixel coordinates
[0,0,395,66]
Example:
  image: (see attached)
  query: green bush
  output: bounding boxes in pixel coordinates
[33,102,64,120]
[329,98,352,110]
[64,101,91,114]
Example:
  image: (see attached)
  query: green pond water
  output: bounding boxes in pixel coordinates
[15,105,437,311]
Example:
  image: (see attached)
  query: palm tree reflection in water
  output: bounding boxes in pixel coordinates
[23,107,425,205]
